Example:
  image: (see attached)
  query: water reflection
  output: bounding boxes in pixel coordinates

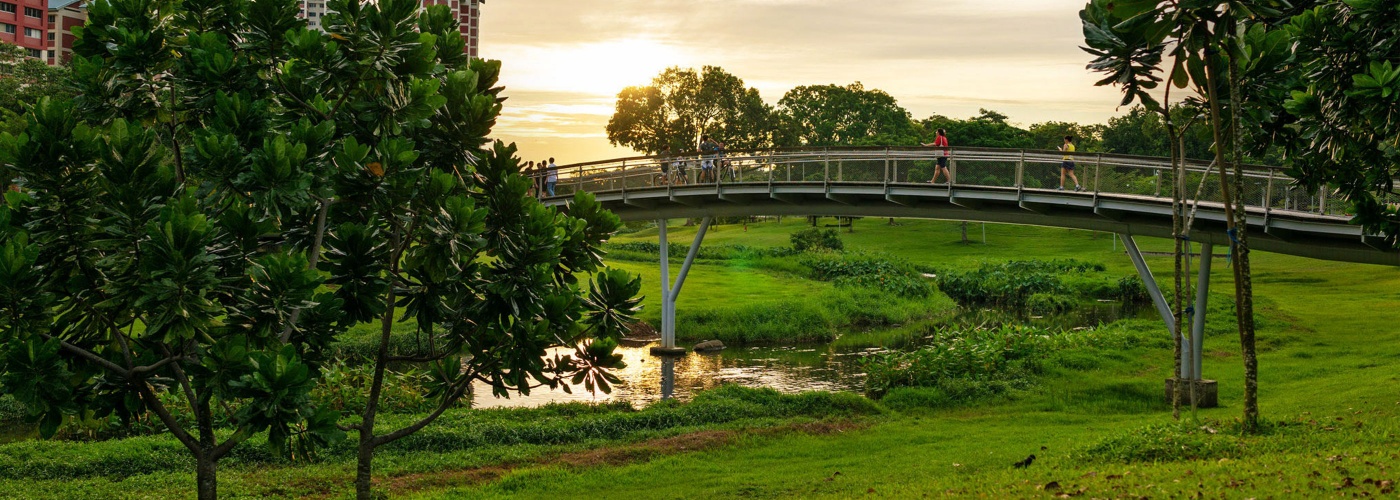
[466,342,871,409]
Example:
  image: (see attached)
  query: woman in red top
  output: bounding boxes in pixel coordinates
[922,128,951,184]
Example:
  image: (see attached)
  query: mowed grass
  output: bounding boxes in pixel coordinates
[3,218,1398,499]
[416,219,1400,499]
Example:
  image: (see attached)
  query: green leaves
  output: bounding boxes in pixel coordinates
[230,345,343,458]
[1348,61,1400,100]
[322,222,390,325]
[0,338,74,438]
[584,268,644,342]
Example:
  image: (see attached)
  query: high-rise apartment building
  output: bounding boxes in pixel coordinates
[1,0,49,60]
[46,0,84,65]
[422,0,480,58]
[299,0,328,31]
[299,0,480,57]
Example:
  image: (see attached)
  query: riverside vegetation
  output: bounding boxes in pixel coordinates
[2,218,1398,498]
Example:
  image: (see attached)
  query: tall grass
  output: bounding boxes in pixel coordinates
[681,286,950,344]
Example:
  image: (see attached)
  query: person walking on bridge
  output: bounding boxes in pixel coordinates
[1058,135,1082,192]
[545,157,559,196]
[923,128,951,184]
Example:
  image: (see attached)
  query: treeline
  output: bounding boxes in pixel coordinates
[607,66,1277,163]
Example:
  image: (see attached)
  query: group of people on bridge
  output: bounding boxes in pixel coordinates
[924,129,1083,191]
[655,135,732,186]
[523,158,559,198]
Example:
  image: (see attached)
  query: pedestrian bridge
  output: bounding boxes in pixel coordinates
[542,146,1394,266]
[538,147,1396,387]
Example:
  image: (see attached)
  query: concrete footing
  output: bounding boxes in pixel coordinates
[649,346,687,356]
[1164,378,1219,408]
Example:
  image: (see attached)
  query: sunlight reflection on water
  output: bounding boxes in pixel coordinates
[466,342,873,409]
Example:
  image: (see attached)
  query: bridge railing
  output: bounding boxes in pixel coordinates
[540,147,1350,219]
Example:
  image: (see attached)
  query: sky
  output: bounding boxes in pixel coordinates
[479,0,1132,164]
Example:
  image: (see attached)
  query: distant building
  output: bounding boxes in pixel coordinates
[299,0,480,57]
[299,0,328,31]
[1,0,49,60]
[46,0,84,65]
[423,0,481,58]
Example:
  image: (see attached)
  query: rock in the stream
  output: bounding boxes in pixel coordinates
[693,340,726,352]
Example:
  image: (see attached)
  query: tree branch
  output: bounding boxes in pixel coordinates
[136,382,200,455]
[280,195,334,343]
[371,370,474,447]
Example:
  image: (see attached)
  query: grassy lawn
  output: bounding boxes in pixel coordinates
[2,218,1397,499]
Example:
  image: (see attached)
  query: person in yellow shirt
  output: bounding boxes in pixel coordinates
[1058,135,1082,192]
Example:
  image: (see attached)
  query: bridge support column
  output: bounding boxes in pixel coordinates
[1121,234,1176,334]
[651,217,712,356]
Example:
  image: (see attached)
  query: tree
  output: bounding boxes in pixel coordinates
[774,82,919,147]
[0,42,73,166]
[1027,121,1105,153]
[920,109,1035,149]
[1081,0,1295,431]
[1276,1,1400,246]
[1099,105,1213,159]
[606,66,775,154]
[0,1,638,500]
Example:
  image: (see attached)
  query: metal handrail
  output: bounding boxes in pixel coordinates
[528,147,1348,218]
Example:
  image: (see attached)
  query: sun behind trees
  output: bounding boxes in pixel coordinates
[606,65,1227,157]
[0,0,640,499]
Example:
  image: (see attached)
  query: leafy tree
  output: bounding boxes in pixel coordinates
[1277,1,1400,246]
[1099,105,1213,159]
[606,66,775,154]
[0,42,73,166]
[0,2,637,500]
[1027,121,1105,153]
[774,82,919,147]
[920,109,1035,149]
[1081,0,1295,431]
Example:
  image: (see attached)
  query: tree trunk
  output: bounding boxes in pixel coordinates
[1170,127,1184,421]
[196,454,217,500]
[1228,54,1260,432]
[960,221,969,244]
[355,434,376,500]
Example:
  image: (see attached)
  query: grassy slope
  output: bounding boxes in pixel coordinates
[421,218,1400,498]
[3,218,1397,499]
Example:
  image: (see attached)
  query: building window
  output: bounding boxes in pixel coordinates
[2,24,15,35]
[47,32,52,40]
[24,6,40,17]
[24,27,39,38]
[25,48,40,58]
[48,14,54,22]
[0,3,15,14]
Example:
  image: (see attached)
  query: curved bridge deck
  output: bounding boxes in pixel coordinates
[542,147,1397,266]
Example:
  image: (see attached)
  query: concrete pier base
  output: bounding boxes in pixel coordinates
[1164,378,1219,408]
[649,346,687,356]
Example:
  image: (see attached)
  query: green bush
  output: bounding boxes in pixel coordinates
[1027,293,1076,315]
[790,228,844,252]
[311,360,439,415]
[801,253,932,298]
[1116,275,1151,303]
[861,324,1053,398]
[936,259,1145,311]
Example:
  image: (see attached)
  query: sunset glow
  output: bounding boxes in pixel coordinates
[482,1,1131,163]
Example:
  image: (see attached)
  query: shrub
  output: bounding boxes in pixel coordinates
[801,253,932,298]
[936,259,1141,311]
[1027,293,1076,314]
[311,359,437,415]
[790,228,844,252]
[860,324,1053,398]
[1116,275,1151,303]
